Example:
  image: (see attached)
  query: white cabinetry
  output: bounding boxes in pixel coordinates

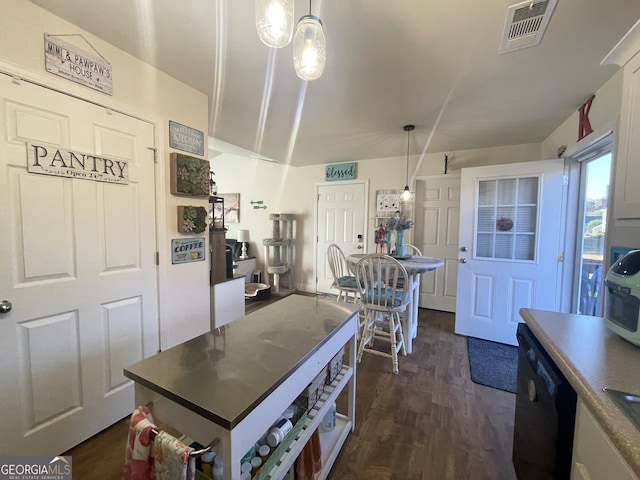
[603,21,640,219]
[124,296,358,480]
[571,400,639,480]
[211,276,245,328]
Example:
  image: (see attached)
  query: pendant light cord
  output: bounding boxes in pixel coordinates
[406,128,410,185]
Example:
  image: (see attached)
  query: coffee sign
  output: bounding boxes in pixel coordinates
[27,142,129,184]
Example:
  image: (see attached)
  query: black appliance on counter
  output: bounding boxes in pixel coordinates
[512,323,577,480]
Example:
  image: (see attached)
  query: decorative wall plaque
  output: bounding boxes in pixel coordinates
[27,141,128,184]
[177,206,208,234]
[171,238,206,264]
[44,33,113,95]
[169,121,204,156]
[170,153,209,197]
[325,162,357,181]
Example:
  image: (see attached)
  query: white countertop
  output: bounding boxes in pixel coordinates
[519,308,640,477]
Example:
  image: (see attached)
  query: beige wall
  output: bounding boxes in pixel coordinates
[213,67,636,294]
[542,69,640,256]
[212,141,546,292]
[1,0,210,349]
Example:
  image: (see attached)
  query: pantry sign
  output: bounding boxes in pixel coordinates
[27,142,129,184]
[44,33,113,95]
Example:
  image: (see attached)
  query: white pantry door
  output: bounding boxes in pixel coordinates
[455,160,564,346]
[0,75,159,455]
[316,182,366,294]
[414,175,461,312]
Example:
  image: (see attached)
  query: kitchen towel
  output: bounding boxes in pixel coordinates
[123,405,156,480]
[152,430,195,480]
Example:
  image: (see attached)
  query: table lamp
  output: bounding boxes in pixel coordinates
[237,229,250,259]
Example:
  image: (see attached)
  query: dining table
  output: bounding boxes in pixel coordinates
[346,253,444,354]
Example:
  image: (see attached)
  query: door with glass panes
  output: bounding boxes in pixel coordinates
[455,159,565,345]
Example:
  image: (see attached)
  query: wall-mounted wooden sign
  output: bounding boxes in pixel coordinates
[27,142,128,184]
[171,237,206,264]
[44,33,112,95]
[170,153,209,197]
[169,121,205,156]
[325,162,357,181]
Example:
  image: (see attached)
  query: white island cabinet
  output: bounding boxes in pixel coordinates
[571,400,638,480]
[124,295,359,480]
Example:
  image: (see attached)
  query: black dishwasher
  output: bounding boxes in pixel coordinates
[512,323,577,480]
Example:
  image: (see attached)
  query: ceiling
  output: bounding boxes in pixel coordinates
[29,0,640,167]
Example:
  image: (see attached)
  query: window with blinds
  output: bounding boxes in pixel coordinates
[475,176,539,261]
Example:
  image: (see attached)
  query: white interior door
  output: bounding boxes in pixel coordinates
[455,159,564,345]
[316,182,366,294]
[414,174,461,312]
[0,75,159,455]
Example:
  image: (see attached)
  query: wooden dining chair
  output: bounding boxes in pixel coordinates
[354,254,410,374]
[326,244,359,303]
[405,244,422,256]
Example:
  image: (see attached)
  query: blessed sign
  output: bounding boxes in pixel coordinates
[325,162,357,181]
[27,142,129,184]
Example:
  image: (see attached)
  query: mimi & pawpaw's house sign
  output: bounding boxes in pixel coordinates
[44,33,113,95]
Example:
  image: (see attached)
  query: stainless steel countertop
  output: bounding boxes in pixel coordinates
[520,308,640,478]
[124,295,360,429]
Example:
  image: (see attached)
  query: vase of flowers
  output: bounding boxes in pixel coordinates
[384,211,413,257]
[395,229,406,257]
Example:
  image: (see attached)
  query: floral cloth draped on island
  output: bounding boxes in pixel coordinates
[153,431,195,480]
[123,405,195,480]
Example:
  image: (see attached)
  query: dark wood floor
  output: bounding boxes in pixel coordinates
[64,306,516,480]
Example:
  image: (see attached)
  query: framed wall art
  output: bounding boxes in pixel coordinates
[376,190,401,213]
[218,193,240,223]
[170,153,209,197]
[177,205,207,234]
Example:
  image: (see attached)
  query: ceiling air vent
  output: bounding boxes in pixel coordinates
[500,0,558,54]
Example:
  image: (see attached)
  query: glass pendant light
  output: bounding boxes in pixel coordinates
[293,1,326,81]
[256,0,294,48]
[401,125,415,203]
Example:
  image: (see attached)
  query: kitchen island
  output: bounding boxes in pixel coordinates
[519,308,640,479]
[124,295,360,480]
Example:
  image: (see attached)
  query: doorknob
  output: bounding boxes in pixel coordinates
[460,246,467,252]
[357,245,363,249]
[0,300,12,314]
[459,258,467,264]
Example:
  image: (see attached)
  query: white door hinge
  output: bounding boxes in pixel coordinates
[147,147,157,163]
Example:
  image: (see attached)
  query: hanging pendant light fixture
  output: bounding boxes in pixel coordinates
[293,0,326,81]
[256,0,294,48]
[401,125,415,203]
